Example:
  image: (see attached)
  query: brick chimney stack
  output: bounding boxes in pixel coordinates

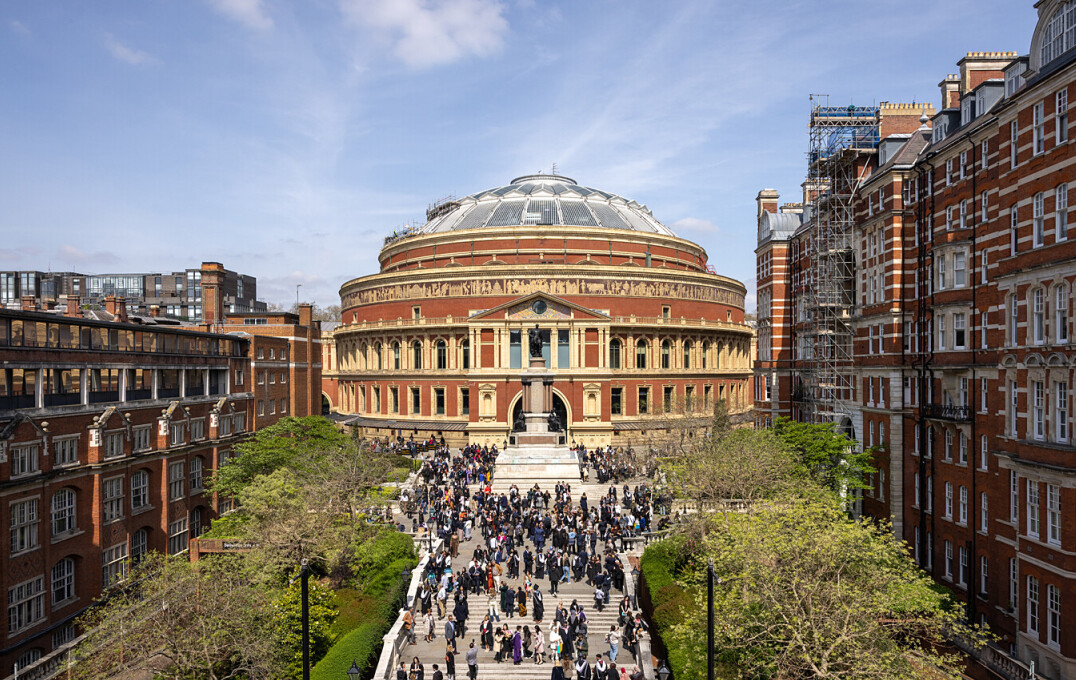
[298,303,313,328]
[756,189,780,221]
[105,296,129,323]
[20,296,36,311]
[64,296,82,318]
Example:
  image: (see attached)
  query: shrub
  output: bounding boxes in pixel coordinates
[311,621,384,680]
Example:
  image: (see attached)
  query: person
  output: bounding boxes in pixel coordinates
[444,651,455,680]
[410,657,424,680]
[465,641,478,680]
[479,614,493,650]
[513,626,524,664]
[517,586,528,617]
[533,584,545,622]
[594,654,608,678]
[426,610,436,643]
[431,664,443,680]
[403,608,416,645]
[444,615,457,654]
[574,655,591,680]
[397,661,408,680]
[533,624,545,665]
[551,657,569,680]
[606,625,620,663]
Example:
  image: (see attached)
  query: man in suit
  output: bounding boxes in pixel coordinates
[444,615,457,654]
[465,640,479,680]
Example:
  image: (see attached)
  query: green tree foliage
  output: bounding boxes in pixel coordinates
[73,554,277,680]
[657,498,977,680]
[209,416,348,498]
[273,575,339,679]
[672,427,802,507]
[771,416,875,494]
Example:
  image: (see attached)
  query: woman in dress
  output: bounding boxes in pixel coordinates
[533,624,545,665]
[425,610,436,643]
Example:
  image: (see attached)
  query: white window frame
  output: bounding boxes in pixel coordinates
[131,470,149,511]
[1034,380,1046,440]
[1033,101,1046,155]
[102,476,123,523]
[1047,484,1061,546]
[1011,120,1019,168]
[11,445,40,479]
[959,485,968,525]
[1048,584,1061,648]
[981,491,989,533]
[10,498,39,555]
[1028,575,1040,635]
[1058,183,1070,242]
[51,557,75,605]
[53,436,78,467]
[168,461,185,500]
[945,481,954,519]
[168,517,189,555]
[1057,89,1069,145]
[1034,192,1046,247]
[102,542,127,586]
[1011,472,1020,524]
[7,576,45,634]
[50,489,76,536]
[103,431,124,459]
[1028,479,1040,538]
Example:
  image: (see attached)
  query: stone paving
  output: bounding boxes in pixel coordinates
[389,480,649,680]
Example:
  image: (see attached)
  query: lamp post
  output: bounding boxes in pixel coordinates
[707,559,714,680]
[296,284,302,308]
[656,659,671,680]
[346,660,361,680]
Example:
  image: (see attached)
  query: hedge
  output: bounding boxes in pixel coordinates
[640,537,698,680]
[311,621,385,680]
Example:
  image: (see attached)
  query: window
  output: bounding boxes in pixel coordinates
[1059,184,1070,242]
[191,507,204,538]
[103,477,123,522]
[982,140,989,171]
[702,341,710,369]
[11,445,39,478]
[937,255,947,290]
[393,342,401,370]
[938,315,947,351]
[682,340,692,369]
[102,542,127,585]
[944,540,953,579]
[10,499,38,554]
[958,545,968,587]
[411,387,421,414]
[959,485,968,525]
[170,423,184,446]
[1011,207,1019,256]
[1057,382,1069,442]
[169,517,188,555]
[946,159,953,186]
[960,151,968,179]
[53,623,75,648]
[927,476,933,513]
[412,341,422,369]
[1011,120,1019,168]
[1060,89,1071,145]
[7,577,44,634]
[53,437,78,466]
[1011,472,1020,523]
[1033,101,1046,155]
[1047,484,1061,546]
[133,426,151,452]
[434,387,445,416]
[945,481,954,519]
[103,432,124,459]
[169,462,184,500]
[1010,558,1019,613]
[981,492,989,533]
[132,528,148,563]
[51,558,74,605]
[1028,479,1040,538]
[131,470,149,510]
[945,205,953,231]
[980,555,988,595]
[1034,288,1046,345]
[1034,192,1046,247]
[190,419,204,441]
[190,457,203,493]
[960,199,968,229]
[609,340,621,369]
[954,313,966,349]
[436,340,447,369]
[959,432,968,465]
[635,340,647,369]
[390,386,399,414]
[638,387,649,414]
[1048,584,1061,648]
[50,490,76,536]
[1028,576,1040,635]
[611,387,622,415]
[954,252,966,287]
[460,388,469,416]
[663,386,674,412]
[1033,380,1046,440]
[981,434,989,470]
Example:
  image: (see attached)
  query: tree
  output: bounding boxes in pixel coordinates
[771,417,875,495]
[298,438,398,521]
[73,554,277,680]
[273,575,339,679]
[663,496,979,680]
[671,427,801,509]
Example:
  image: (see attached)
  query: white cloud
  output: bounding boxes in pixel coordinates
[9,20,30,35]
[205,0,273,30]
[670,217,721,235]
[57,245,120,267]
[340,0,509,69]
[104,34,156,65]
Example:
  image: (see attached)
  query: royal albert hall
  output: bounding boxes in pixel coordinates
[323,174,753,448]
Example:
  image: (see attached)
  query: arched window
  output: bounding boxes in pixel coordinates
[132,528,148,563]
[436,340,447,370]
[610,339,622,369]
[461,339,470,369]
[412,341,422,369]
[702,341,710,369]
[393,342,401,370]
[359,343,368,371]
[683,340,692,369]
[51,558,75,604]
[1040,2,1075,67]
[131,470,149,511]
[661,340,671,369]
[374,342,383,370]
[51,489,76,536]
[635,339,648,369]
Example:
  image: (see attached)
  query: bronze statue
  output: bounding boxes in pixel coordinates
[528,324,543,358]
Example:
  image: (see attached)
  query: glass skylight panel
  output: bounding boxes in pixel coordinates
[492,186,518,196]
[487,200,526,227]
[516,183,537,195]
[620,206,657,232]
[527,199,558,225]
[590,203,629,229]
[568,185,592,196]
[455,202,497,230]
[560,201,599,226]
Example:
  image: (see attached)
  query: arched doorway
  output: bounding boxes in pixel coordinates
[510,392,570,436]
[321,394,331,416]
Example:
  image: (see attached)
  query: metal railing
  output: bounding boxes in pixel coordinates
[922,403,973,422]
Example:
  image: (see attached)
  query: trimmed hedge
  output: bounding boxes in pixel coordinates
[311,621,384,680]
[640,537,698,680]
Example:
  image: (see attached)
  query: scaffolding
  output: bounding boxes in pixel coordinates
[801,97,880,424]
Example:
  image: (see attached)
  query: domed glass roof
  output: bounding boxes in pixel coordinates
[416,174,675,237]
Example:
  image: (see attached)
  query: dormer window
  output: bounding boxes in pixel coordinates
[1040,2,1075,68]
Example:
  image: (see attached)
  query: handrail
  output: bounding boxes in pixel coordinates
[334,316,752,333]
[372,537,444,680]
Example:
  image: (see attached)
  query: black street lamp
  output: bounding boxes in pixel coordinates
[656,659,672,680]
[707,559,715,680]
[346,661,361,680]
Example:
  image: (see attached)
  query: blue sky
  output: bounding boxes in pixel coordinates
[0,0,1038,310]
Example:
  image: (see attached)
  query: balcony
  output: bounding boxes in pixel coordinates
[922,403,972,422]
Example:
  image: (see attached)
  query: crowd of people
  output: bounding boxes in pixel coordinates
[392,442,654,680]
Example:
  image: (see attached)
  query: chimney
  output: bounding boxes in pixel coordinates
[43,299,57,311]
[149,305,161,318]
[65,296,82,318]
[298,303,313,327]
[20,296,36,311]
[105,296,129,323]
[939,74,960,110]
[756,189,780,221]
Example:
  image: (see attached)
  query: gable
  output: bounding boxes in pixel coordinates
[468,291,610,323]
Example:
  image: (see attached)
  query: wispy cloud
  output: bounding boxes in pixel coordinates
[340,0,509,69]
[205,0,273,31]
[58,245,120,267]
[104,34,156,65]
[9,20,29,35]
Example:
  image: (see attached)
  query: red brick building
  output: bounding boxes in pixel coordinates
[755,2,1076,676]
[0,302,254,676]
[324,174,754,448]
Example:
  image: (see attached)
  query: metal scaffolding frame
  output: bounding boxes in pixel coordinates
[801,97,880,424]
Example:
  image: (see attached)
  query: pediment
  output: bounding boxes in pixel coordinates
[468,291,610,322]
